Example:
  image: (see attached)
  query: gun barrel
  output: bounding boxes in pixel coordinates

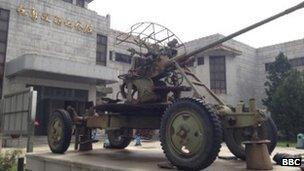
[170,1,304,63]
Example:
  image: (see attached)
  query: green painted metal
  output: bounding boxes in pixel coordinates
[48,118,63,148]
[169,110,205,156]
[125,78,157,103]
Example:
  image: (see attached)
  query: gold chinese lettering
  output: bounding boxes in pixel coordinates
[64,20,73,29]
[30,8,38,21]
[83,24,93,33]
[17,5,27,16]
[53,16,62,26]
[41,13,51,23]
[17,4,94,34]
[74,21,83,32]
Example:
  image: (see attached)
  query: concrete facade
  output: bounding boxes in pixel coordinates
[0,0,303,109]
[255,39,304,106]
[0,0,117,103]
[106,33,304,107]
[181,34,258,106]
[176,36,304,107]
[0,0,119,135]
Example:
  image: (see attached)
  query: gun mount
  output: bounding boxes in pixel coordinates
[47,2,304,170]
[114,1,304,105]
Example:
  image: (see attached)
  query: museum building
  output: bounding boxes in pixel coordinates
[0,0,303,135]
[0,0,119,135]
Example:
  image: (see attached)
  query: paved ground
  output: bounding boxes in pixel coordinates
[24,140,304,171]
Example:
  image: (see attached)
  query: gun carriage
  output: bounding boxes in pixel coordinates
[47,2,304,170]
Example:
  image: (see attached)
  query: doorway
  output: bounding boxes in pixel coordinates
[33,86,88,135]
[0,8,9,97]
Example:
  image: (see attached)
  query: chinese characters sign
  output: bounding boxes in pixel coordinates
[17,5,93,34]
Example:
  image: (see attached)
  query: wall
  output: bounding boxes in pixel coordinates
[222,36,258,106]
[1,0,109,64]
[184,34,258,106]
[0,0,110,101]
[256,38,304,107]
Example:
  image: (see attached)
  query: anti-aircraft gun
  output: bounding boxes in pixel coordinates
[47,2,304,170]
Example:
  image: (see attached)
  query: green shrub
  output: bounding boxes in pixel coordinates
[0,150,22,171]
[263,52,291,112]
[263,52,304,139]
[271,70,304,139]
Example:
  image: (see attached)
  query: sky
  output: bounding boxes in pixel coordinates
[88,0,304,48]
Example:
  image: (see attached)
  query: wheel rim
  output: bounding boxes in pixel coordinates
[169,110,205,157]
[49,117,63,148]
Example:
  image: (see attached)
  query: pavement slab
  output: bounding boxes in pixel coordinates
[25,141,304,171]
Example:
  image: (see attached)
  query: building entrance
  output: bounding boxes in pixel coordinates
[33,86,88,135]
[0,8,9,97]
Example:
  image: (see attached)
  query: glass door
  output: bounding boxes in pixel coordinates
[0,8,9,97]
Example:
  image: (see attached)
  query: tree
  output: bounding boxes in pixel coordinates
[271,70,304,138]
[262,52,291,113]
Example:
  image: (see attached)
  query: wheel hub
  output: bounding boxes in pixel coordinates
[169,111,205,156]
[50,119,63,145]
[177,125,189,139]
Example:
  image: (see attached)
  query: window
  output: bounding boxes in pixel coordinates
[197,56,204,65]
[115,52,132,64]
[0,54,4,64]
[76,0,85,7]
[0,65,3,75]
[0,9,9,21]
[0,8,9,98]
[0,31,7,42]
[0,42,6,52]
[265,62,273,71]
[96,34,107,66]
[290,57,304,67]
[265,56,304,71]
[62,0,73,3]
[0,20,8,31]
[209,56,226,94]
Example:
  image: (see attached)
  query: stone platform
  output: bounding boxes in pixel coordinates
[25,141,303,171]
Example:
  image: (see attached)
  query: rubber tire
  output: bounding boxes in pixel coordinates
[105,129,133,149]
[160,98,223,170]
[224,116,278,160]
[47,109,72,154]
